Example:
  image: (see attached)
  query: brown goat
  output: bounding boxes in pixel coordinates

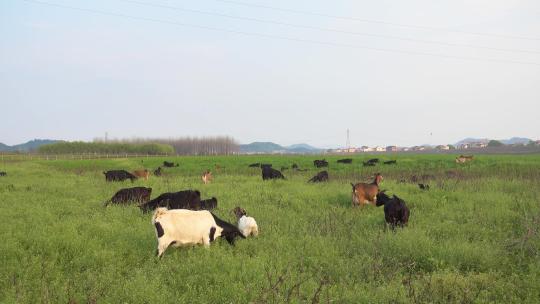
[455,155,474,164]
[202,170,213,184]
[351,173,383,206]
[132,169,150,181]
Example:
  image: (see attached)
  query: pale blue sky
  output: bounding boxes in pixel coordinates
[1,0,539,147]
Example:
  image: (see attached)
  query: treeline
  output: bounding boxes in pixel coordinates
[38,141,175,155]
[97,136,240,155]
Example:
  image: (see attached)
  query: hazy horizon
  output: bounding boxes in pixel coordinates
[2,0,539,147]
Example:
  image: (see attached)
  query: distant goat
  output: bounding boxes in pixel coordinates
[308,171,329,183]
[202,170,213,184]
[103,170,137,182]
[0,171,6,177]
[313,159,328,168]
[132,169,150,181]
[163,161,179,168]
[337,158,353,164]
[351,173,383,206]
[232,207,259,237]
[363,161,376,167]
[418,183,430,190]
[383,160,397,165]
[104,187,152,206]
[376,191,410,230]
[456,155,474,164]
[200,197,218,210]
[262,166,285,180]
[153,167,162,176]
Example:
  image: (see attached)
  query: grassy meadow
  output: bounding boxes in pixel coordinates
[1,154,539,303]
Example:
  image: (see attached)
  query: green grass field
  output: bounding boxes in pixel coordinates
[1,154,539,303]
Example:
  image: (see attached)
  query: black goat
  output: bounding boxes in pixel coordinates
[376,191,410,230]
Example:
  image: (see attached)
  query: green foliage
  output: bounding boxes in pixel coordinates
[488,140,504,147]
[1,154,540,303]
[38,141,175,155]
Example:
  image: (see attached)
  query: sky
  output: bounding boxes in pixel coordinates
[1,0,539,148]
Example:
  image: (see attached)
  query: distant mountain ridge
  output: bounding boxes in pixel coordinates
[0,139,61,152]
[240,142,322,154]
[455,137,532,146]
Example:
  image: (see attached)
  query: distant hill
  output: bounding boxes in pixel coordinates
[500,137,532,145]
[0,139,62,152]
[455,138,490,146]
[455,137,532,146]
[240,142,322,154]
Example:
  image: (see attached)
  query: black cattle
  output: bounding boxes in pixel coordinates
[260,164,272,169]
[104,187,152,206]
[383,160,397,165]
[376,191,410,230]
[368,158,380,163]
[363,161,376,167]
[313,159,328,168]
[0,171,6,177]
[292,163,298,169]
[308,171,328,183]
[248,163,260,168]
[200,197,218,210]
[337,159,352,164]
[418,183,430,190]
[103,170,137,182]
[163,161,179,168]
[262,166,285,180]
[139,190,202,213]
[153,167,162,176]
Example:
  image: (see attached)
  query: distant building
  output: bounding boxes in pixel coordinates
[374,146,385,152]
[386,146,398,152]
[436,145,450,150]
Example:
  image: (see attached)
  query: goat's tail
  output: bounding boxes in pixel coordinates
[152,207,168,224]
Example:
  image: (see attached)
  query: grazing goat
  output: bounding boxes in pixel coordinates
[0,171,6,177]
[456,155,474,164]
[104,187,152,206]
[139,190,201,213]
[103,170,137,182]
[132,169,150,181]
[313,159,328,168]
[337,158,353,164]
[376,191,410,230]
[202,170,213,184]
[200,197,218,210]
[308,171,329,183]
[418,183,430,190]
[163,161,179,168]
[383,160,397,165]
[262,166,285,180]
[291,164,298,169]
[153,167,162,176]
[363,161,376,167]
[351,173,383,206]
[152,208,244,257]
[232,207,259,237]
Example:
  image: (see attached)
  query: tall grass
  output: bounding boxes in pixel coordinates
[0,154,539,303]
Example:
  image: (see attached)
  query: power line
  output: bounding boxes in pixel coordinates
[213,0,540,41]
[19,0,540,66]
[118,0,540,55]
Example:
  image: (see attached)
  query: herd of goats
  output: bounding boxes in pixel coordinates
[0,155,473,257]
